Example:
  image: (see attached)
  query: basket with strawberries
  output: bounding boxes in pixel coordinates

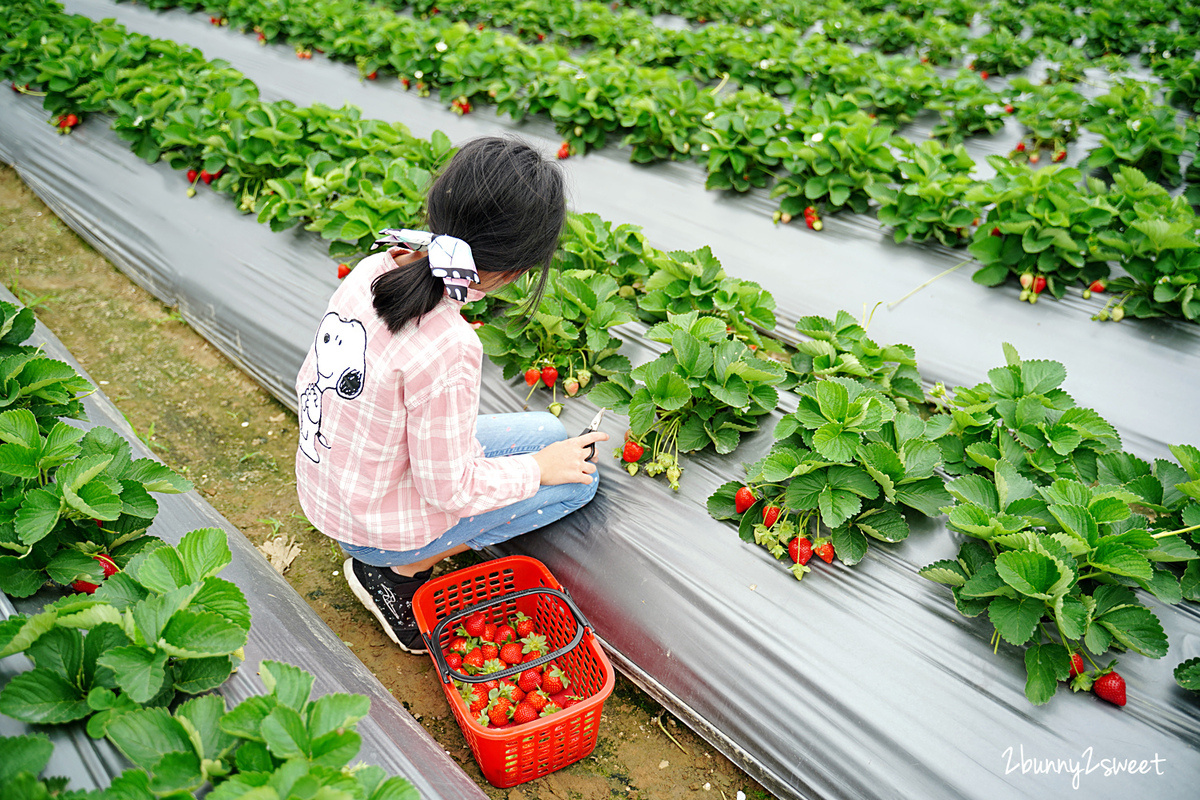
[413,556,615,788]
[442,609,589,729]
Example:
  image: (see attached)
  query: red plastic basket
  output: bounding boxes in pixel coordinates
[412,555,615,788]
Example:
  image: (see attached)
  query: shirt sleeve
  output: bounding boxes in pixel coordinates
[405,355,541,517]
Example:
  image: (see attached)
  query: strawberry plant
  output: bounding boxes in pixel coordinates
[0,734,91,800]
[1154,56,1200,114]
[766,94,900,217]
[1085,82,1192,186]
[928,71,1007,143]
[710,383,952,571]
[1027,3,1087,43]
[921,344,1200,705]
[588,311,785,488]
[851,54,940,126]
[694,89,785,192]
[0,528,250,720]
[1095,174,1200,321]
[555,212,651,291]
[635,246,777,347]
[1008,78,1089,156]
[475,268,635,404]
[968,29,1038,76]
[788,310,928,412]
[966,156,1117,299]
[0,418,192,597]
[617,79,713,163]
[866,139,981,247]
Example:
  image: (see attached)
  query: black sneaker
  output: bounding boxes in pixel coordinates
[344,558,432,654]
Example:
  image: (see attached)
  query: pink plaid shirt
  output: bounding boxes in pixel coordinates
[294,248,540,552]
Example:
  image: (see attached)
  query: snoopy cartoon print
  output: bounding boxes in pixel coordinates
[299,312,367,463]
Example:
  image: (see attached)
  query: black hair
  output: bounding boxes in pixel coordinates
[371,136,566,334]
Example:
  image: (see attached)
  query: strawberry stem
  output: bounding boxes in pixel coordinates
[1151,522,1200,539]
[886,258,972,309]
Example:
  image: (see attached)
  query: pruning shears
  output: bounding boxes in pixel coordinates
[580,408,605,460]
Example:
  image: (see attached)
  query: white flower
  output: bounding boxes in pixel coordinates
[812,132,825,143]
[759,59,770,69]
[1131,119,1142,130]
[701,143,711,151]
[414,70,424,78]
[704,112,716,121]
[435,41,448,52]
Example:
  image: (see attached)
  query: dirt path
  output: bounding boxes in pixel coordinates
[0,163,775,800]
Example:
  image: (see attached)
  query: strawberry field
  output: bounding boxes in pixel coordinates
[3,0,1200,797]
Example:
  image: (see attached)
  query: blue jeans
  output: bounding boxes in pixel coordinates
[338,412,599,567]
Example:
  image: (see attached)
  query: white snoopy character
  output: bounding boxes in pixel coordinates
[299,312,367,463]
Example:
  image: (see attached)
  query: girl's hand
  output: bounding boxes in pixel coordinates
[532,432,609,485]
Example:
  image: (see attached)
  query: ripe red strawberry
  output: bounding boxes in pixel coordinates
[1032,276,1047,295]
[1015,141,1026,153]
[257,32,266,43]
[526,689,549,711]
[1028,152,1040,164]
[1004,104,1014,113]
[1068,653,1085,678]
[448,636,471,654]
[463,611,486,637]
[481,623,497,642]
[540,365,558,388]
[487,697,512,726]
[512,701,539,724]
[200,169,214,185]
[337,263,351,279]
[494,624,517,645]
[815,542,835,563]
[621,441,644,463]
[1088,279,1105,293]
[1093,671,1126,706]
[542,665,569,695]
[980,70,989,80]
[366,70,377,80]
[481,642,499,660]
[518,668,543,693]
[556,142,571,159]
[463,648,485,672]
[735,486,755,514]
[536,33,545,41]
[64,113,78,128]
[761,505,781,528]
[1053,149,1066,162]
[788,536,812,565]
[501,681,525,704]
[71,554,118,594]
[445,652,463,671]
[187,169,198,183]
[524,367,540,386]
[401,77,411,89]
[514,613,535,638]
[500,642,524,664]
[464,685,488,715]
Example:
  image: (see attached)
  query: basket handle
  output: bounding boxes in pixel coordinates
[423,587,592,685]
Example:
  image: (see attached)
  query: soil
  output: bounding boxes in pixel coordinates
[0,163,776,800]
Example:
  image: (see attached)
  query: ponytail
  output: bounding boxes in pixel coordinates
[371,255,444,335]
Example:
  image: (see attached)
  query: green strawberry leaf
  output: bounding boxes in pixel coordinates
[1023,642,1070,705]
[830,523,868,565]
[1175,657,1200,692]
[1095,605,1168,658]
[988,597,1044,646]
[105,707,196,773]
[177,528,232,583]
[0,734,54,783]
[994,550,1064,600]
[0,668,89,723]
[98,646,170,704]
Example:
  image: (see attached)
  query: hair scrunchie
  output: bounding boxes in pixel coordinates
[372,228,479,302]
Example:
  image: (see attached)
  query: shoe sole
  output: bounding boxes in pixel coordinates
[343,558,429,655]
